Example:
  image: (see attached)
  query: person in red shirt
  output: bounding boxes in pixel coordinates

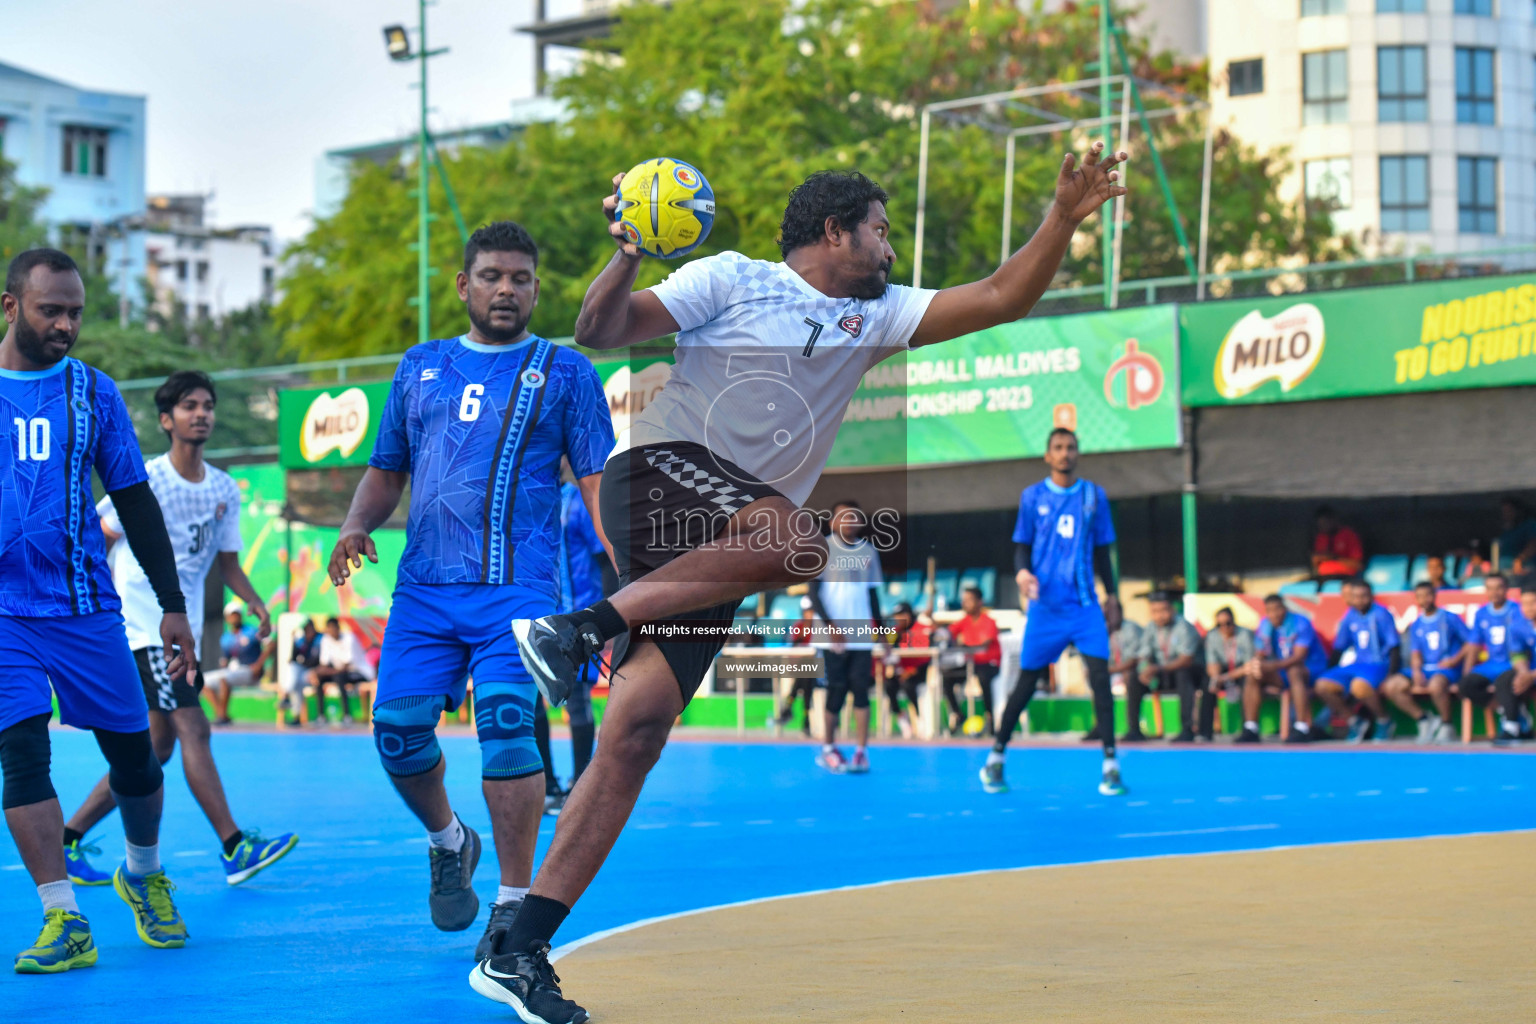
[1311,506,1364,578]
[880,602,932,738]
[939,588,1002,737]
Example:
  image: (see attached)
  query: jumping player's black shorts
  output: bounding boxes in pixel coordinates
[599,442,785,703]
[823,649,873,714]
[135,647,206,714]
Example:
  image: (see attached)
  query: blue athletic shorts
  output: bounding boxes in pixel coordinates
[1021,601,1109,669]
[0,612,148,734]
[375,582,549,709]
[1318,661,1391,690]
[1422,665,1463,685]
[1463,660,1512,683]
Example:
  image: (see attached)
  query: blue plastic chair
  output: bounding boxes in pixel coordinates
[1278,580,1319,598]
[932,569,960,609]
[1364,554,1410,593]
[1408,555,1430,585]
[1319,580,1343,595]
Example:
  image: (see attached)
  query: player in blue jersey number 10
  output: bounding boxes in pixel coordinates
[0,249,199,972]
[326,223,614,1000]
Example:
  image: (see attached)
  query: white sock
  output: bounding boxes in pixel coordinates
[1503,720,1521,735]
[427,815,465,852]
[822,744,836,754]
[1243,720,1258,732]
[496,884,529,907]
[1103,757,1119,773]
[1294,722,1311,733]
[37,879,78,914]
[124,840,160,876]
[985,750,1005,767]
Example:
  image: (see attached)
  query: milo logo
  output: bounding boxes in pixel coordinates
[1213,303,1325,400]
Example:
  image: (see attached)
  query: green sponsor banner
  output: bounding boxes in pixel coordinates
[227,462,403,621]
[278,380,394,469]
[828,304,1181,467]
[1180,272,1536,406]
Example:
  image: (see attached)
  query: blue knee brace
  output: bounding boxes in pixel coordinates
[473,681,543,781]
[373,695,444,777]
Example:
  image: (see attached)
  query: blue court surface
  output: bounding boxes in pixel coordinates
[4,730,1535,1020]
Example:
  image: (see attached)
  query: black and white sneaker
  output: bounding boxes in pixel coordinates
[469,942,590,1023]
[474,899,522,962]
[512,615,603,708]
[1234,726,1261,744]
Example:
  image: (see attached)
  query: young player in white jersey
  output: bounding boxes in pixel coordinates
[807,500,884,774]
[473,144,1127,1022]
[63,371,297,887]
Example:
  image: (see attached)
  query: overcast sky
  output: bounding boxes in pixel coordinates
[7,0,588,241]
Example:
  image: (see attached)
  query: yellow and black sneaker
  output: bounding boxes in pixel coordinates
[14,909,97,974]
[112,865,188,948]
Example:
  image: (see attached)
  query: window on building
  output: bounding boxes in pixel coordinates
[1304,158,1353,216]
[1453,0,1492,14]
[61,126,109,178]
[1302,0,1346,14]
[1378,46,1427,121]
[1377,0,1426,11]
[196,261,209,283]
[1381,155,1430,232]
[1458,156,1498,233]
[1229,58,1264,96]
[175,260,187,282]
[195,303,210,322]
[1455,47,1496,124]
[1303,50,1349,125]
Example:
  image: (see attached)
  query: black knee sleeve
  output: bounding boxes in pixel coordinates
[0,713,55,809]
[94,727,163,798]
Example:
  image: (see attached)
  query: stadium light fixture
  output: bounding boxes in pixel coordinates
[383,25,412,61]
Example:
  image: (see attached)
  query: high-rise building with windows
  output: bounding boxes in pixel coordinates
[1208,0,1536,251]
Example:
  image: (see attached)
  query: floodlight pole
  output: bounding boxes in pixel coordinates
[1099,1,1113,307]
[411,0,450,346]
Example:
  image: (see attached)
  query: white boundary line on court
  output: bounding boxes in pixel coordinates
[550,826,1536,962]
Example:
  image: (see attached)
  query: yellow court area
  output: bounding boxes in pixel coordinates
[560,832,1536,1023]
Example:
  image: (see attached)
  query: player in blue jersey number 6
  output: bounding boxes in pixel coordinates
[326,223,614,977]
[0,249,198,973]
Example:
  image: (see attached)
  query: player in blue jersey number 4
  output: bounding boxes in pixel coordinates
[326,223,614,985]
[981,427,1124,798]
[0,249,199,973]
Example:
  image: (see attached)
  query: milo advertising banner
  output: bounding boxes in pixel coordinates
[1181,273,1536,406]
[828,304,1182,467]
[278,380,393,469]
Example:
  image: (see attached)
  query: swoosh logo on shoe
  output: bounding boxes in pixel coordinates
[480,963,523,981]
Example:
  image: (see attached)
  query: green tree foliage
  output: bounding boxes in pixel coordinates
[278,0,1351,359]
[0,158,49,266]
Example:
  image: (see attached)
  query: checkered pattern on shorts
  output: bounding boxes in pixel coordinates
[643,447,752,517]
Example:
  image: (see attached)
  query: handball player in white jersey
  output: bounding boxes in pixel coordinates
[62,371,297,888]
[476,145,1127,1022]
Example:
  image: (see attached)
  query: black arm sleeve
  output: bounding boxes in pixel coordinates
[867,585,883,628]
[1014,543,1033,573]
[806,580,832,625]
[108,481,186,616]
[1094,544,1118,595]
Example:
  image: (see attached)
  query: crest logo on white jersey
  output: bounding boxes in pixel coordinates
[838,314,864,339]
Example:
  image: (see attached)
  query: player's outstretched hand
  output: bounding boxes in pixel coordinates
[160,612,198,680]
[328,529,377,588]
[603,172,643,257]
[1053,141,1129,225]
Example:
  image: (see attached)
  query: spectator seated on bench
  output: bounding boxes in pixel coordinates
[1128,592,1209,743]
[1381,581,1466,744]
[283,619,322,725]
[205,604,273,726]
[1242,594,1329,744]
[309,616,375,727]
